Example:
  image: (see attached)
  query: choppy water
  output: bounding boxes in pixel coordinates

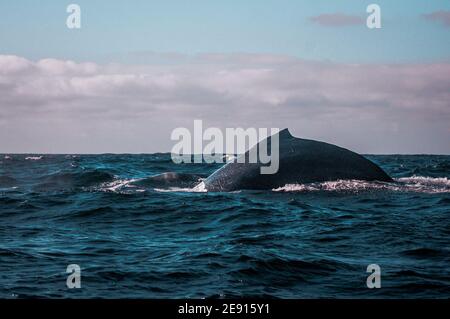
[0,154,449,298]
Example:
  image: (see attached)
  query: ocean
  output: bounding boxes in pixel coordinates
[0,154,449,298]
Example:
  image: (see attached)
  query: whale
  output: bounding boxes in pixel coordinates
[202,128,393,192]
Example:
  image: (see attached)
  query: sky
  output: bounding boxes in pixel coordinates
[0,0,449,153]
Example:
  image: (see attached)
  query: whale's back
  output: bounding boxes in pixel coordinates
[203,129,392,191]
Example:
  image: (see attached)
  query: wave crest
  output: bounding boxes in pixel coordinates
[25,156,43,161]
[154,181,208,193]
[273,176,450,194]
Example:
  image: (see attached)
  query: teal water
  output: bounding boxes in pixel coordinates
[0,154,449,298]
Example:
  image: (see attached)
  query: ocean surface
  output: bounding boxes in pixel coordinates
[0,154,449,299]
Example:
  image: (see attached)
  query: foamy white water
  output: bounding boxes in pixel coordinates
[273,176,450,194]
[25,156,43,161]
[396,176,450,187]
[153,176,450,194]
[154,181,208,193]
[97,178,142,193]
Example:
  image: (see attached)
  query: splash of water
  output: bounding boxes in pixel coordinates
[272,176,450,194]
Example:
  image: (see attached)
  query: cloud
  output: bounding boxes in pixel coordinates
[310,13,364,27]
[0,54,449,154]
[423,10,450,27]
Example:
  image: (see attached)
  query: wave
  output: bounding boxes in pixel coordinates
[25,156,43,161]
[96,178,142,193]
[272,176,450,194]
[401,247,448,258]
[152,176,450,194]
[396,176,450,188]
[34,170,115,191]
[91,173,207,193]
[25,168,450,194]
[229,256,353,285]
[0,175,18,187]
[154,181,207,193]
[123,173,208,193]
[132,172,205,188]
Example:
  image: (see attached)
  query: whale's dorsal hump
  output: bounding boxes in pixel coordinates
[278,128,294,140]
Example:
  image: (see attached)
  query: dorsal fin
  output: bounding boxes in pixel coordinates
[278,128,293,139]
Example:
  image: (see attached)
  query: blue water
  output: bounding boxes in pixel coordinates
[0,154,449,298]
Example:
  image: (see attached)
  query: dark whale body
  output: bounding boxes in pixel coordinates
[203,129,392,192]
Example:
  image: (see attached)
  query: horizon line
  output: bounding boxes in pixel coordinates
[2,152,450,156]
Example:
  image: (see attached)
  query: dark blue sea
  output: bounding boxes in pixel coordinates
[0,154,449,299]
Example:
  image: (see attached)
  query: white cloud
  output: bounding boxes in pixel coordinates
[0,54,449,154]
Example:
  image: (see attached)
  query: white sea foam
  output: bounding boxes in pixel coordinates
[97,178,142,193]
[92,175,450,194]
[92,176,208,194]
[154,181,208,193]
[25,156,43,161]
[273,180,391,192]
[396,176,450,187]
[272,176,450,194]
